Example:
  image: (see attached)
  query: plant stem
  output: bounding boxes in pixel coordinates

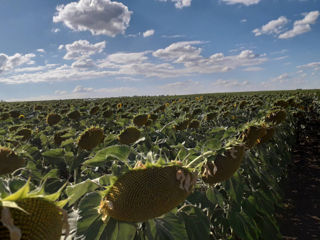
[186,151,213,168]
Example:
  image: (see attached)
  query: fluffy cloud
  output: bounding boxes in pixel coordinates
[271,73,290,83]
[221,0,260,6]
[160,0,191,9]
[0,53,35,73]
[72,58,97,69]
[73,85,94,93]
[153,42,266,74]
[63,40,106,60]
[212,79,249,88]
[297,61,320,70]
[143,29,155,38]
[37,49,46,53]
[159,80,201,95]
[279,11,319,39]
[101,52,149,65]
[153,41,203,62]
[53,0,132,36]
[253,16,288,36]
[0,42,267,84]
[297,62,320,73]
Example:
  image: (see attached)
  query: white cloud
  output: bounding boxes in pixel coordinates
[159,80,201,95]
[51,28,61,33]
[153,41,203,62]
[279,11,319,39]
[221,0,260,6]
[101,52,149,65]
[53,0,132,36]
[7,86,138,102]
[271,73,290,83]
[297,62,320,74]
[243,66,264,72]
[37,49,46,53]
[241,19,247,23]
[71,58,97,69]
[143,29,155,38]
[73,85,94,93]
[58,45,64,50]
[0,42,267,84]
[273,55,288,61]
[212,79,249,88]
[14,64,58,73]
[297,61,320,70]
[0,53,35,73]
[63,40,106,60]
[253,16,288,36]
[55,90,68,95]
[160,0,192,9]
[161,34,185,38]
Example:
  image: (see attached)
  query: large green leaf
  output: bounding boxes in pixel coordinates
[178,206,210,240]
[76,192,105,240]
[206,188,225,208]
[76,192,137,240]
[66,179,99,205]
[145,212,188,240]
[42,148,64,158]
[100,218,137,240]
[83,145,131,167]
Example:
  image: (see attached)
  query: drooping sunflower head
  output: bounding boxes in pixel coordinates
[118,127,141,145]
[133,114,149,127]
[15,128,32,141]
[77,127,105,151]
[265,109,286,125]
[241,125,267,149]
[98,163,196,222]
[0,147,25,175]
[0,180,68,240]
[202,143,245,184]
[46,113,61,126]
[67,110,81,121]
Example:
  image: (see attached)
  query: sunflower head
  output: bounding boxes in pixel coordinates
[0,147,25,175]
[77,127,105,151]
[46,113,61,126]
[202,144,245,184]
[0,180,68,240]
[67,110,81,121]
[16,128,32,141]
[265,109,286,125]
[98,164,196,222]
[118,127,141,145]
[133,114,149,127]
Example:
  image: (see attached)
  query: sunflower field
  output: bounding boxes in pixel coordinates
[0,89,319,240]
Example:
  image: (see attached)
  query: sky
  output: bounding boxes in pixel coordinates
[0,0,319,101]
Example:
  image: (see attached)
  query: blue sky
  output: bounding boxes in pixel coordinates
[0,0,319,101]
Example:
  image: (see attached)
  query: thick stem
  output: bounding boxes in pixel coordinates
[186,151,213,168]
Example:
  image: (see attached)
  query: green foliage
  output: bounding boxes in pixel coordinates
[0,90,319,239]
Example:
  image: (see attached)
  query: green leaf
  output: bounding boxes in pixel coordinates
[4,178,30,201]
[83,145,131,167]
[100,218,137,240]
[179,207,210,240]
[76,192,104,240]
[8,178,27,194]
[206,188,225,208]
[66,179,99,205]
[0,200,28,213]
[0,180,9,198]
[228,211,250,240]
[42,168,59,180]
[42,148,64,158]
[145,212,188,240]
[61,138,74,147]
